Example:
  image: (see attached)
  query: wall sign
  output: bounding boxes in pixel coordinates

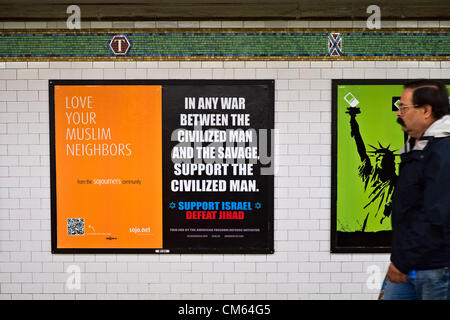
[50,80,274,253]
[331,79,450,253]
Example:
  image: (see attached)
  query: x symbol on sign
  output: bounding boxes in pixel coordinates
[328,33,343,56]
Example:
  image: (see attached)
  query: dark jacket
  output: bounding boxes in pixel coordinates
[391,115,450,274]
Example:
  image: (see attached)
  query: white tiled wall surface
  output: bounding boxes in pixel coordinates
[1,21,449,300]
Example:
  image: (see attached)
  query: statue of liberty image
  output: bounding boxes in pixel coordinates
[345,103,398,232]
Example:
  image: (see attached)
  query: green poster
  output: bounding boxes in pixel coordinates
[331,79,450,253]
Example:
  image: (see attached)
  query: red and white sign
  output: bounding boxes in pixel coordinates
[109,35,131,55]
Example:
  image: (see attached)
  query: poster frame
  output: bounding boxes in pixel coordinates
[331,79,450,253]
[49,79,274,254]
[333,79,422,253]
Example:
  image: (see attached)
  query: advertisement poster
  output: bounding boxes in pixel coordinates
[331,79,450,253]
[50,80,274,253]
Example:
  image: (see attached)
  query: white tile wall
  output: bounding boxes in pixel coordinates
[0,20,449,300]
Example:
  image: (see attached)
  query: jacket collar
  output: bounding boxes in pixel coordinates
[400,115,450,154]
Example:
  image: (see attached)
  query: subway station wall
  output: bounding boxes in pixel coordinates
[0,20,450,299]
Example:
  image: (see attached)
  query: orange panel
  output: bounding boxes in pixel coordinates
[54,85,162,249]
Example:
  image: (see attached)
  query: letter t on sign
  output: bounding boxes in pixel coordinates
[109,35,132,55]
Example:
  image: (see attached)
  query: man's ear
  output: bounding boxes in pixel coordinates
[423,104,433,119]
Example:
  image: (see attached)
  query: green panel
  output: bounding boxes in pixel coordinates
[336,83,450,234]
[0,34,111,56]
[336,84,403,233]
[344,33,450,56]
[0,31,448,59]
[128,34,327,56]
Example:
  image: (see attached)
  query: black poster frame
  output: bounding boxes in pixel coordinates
[49,79,274,254]
[331,79,450,254]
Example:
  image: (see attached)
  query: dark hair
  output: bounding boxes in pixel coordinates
[404,79,449,119]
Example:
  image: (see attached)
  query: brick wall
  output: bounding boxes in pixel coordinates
[1,20,449,300]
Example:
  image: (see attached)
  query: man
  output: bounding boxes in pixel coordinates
[380,79,450,300]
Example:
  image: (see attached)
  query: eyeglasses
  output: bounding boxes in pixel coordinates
[396,103,419,114]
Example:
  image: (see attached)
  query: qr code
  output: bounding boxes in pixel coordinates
[67,218,85,235]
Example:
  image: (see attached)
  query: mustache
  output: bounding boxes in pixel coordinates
[397,117,405,126]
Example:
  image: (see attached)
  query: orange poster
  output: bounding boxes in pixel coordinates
[52,84,162,250]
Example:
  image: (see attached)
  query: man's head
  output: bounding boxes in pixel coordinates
[396,79,449,139]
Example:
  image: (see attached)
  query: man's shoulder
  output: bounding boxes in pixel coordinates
[432,135,450,146]
[428,136,450,159]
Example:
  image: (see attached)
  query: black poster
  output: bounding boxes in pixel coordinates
[162,81,274,253]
